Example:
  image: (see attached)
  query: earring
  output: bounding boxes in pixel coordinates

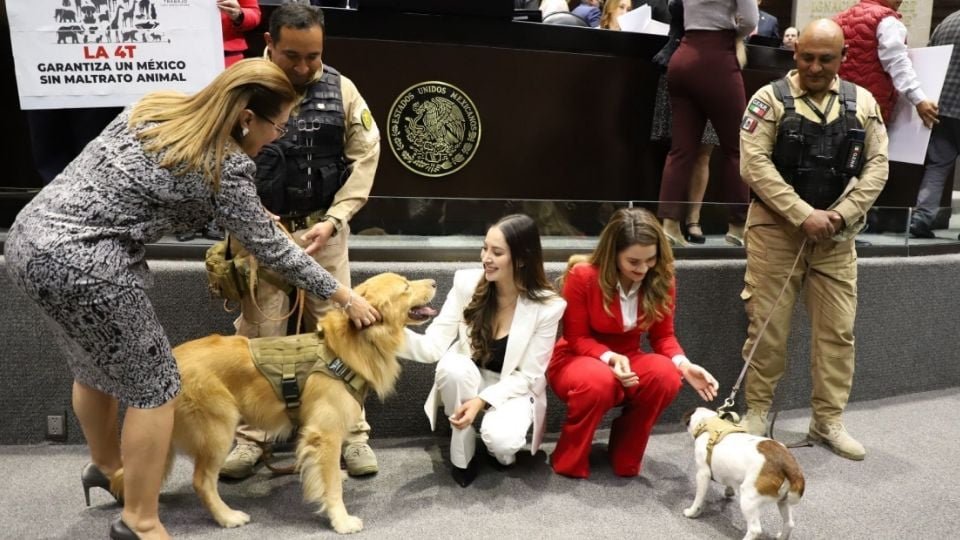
[241,127,249,137]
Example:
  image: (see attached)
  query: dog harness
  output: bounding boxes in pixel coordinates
[248,331,368,421]
[692,416,747,468]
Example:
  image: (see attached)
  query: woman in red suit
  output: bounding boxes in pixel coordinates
[218,0,262,68]
[547,208,719,478]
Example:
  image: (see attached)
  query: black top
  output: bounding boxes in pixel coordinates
[480,334,509,374]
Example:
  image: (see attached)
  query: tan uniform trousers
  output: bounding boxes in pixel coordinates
[233,223,371,447]
[740,203,857,423]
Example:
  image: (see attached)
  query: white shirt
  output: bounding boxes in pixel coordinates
[598,280,689,368]
[877,16,928,105]
[539,0,569,16]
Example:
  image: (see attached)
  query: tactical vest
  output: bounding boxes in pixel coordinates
[248,331,367,421]
[692,416,747,468]
[835,0,900,121]
[257,65,347,217]
[770,78,865,211]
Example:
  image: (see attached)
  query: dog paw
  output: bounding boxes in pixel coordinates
[332,514,363,534]
[724,486,735,498]
[683,506,702,518]
[215,510,251,528]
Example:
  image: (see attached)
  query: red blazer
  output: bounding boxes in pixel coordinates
[221,0,262,56]
[550,263,684,368]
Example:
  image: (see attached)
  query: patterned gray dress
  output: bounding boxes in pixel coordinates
[3,110,340,408]
[650,76,720,145]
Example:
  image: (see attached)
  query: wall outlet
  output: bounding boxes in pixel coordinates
[46,414,67,442]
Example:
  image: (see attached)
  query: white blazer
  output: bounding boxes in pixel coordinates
[399,268,566,454]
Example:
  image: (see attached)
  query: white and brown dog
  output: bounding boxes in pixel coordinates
[683,407,805,540]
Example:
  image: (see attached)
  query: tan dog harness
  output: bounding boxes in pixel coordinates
[248,331,367,420]
[692,416,747,468]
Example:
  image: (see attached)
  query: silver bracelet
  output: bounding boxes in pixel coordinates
[339,294,353,312]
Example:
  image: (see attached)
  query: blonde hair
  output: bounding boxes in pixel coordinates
[129,58,297,191]
[563,208,675,328]
[599,0,626,30]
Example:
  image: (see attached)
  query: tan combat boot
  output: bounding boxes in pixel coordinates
[740,409,769,437]
[343,442,379,476]
[808,419,866,460]
[219,442,264,479]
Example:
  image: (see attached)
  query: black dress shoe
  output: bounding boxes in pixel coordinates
[175,230,198,242]
[909,221,935,239]
[109,518,141,540]
[684,222,706,244]
[450,458,477,487]
[202,221,226,241]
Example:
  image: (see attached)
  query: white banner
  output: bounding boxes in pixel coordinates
[887,44,952,164]
[9,0,225,109]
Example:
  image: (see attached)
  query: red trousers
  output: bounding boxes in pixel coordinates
[658,30,749,223]
[547,352,682,478]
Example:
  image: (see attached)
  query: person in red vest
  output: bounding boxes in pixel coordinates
[834,0,938,128]
[219,0,262,68]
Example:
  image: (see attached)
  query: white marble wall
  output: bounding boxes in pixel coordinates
[793,0,934,46]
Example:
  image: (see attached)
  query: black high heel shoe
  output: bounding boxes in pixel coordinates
[109,518,141,540]
[81,463,121,506]
[684,222,706,244]
[450,458,478,488]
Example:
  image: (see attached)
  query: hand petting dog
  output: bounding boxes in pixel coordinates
[678,361,719,401]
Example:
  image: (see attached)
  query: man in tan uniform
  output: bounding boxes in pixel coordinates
[222,4,381,478]
[738,19,889,460]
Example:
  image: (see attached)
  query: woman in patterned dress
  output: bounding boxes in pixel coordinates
[3,59,379,540]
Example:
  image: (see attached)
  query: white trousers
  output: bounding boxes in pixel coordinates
[435,353,535,469]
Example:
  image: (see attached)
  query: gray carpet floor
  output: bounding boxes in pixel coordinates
[1,387,958,540]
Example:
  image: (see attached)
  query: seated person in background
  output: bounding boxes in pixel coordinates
[600,0,632,30]
[540,0,570,16]
[399,214,566,488]
[754,0,780,40]
[782,26,798,50]
[572,0,602,27]
[547,208,719,479]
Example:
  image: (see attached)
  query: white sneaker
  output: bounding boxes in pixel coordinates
[343,443,378,476]
[220,443,263,479]
[740,409,769,436]
[808,420,866,461]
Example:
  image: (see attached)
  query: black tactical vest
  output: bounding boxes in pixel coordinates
[255,65,347,217]
[770,78,865,210]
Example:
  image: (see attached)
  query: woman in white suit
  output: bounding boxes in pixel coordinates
[400,214,566,487]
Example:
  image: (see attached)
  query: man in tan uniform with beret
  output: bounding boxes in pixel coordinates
[738,19,888,460]
[222,3,382,478]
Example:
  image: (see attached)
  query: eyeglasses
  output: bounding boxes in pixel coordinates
[252,110,289,138]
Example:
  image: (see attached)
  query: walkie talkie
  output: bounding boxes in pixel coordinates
[841,128,866,175]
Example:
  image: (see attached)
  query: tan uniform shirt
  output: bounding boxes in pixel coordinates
[325,73,380,227]
[739,70,889,234]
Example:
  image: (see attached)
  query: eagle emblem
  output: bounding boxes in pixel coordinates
[388,82,481,177]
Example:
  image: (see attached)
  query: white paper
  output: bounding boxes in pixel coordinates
[887,44,953,164]
[9,0,225,109]
[618,5,653,35]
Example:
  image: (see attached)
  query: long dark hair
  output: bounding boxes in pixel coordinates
[463,214,553,366]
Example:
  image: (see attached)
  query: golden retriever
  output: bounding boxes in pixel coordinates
[127,273,435,533]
